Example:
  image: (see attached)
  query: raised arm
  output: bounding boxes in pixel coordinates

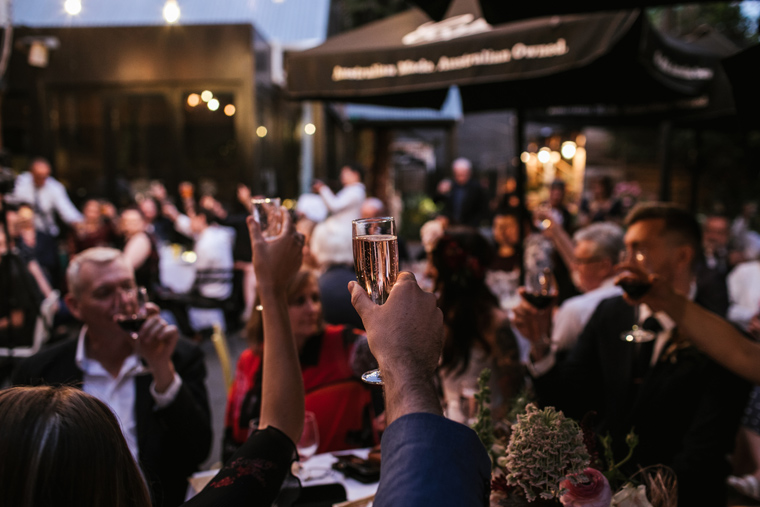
[350,273,492,507]
[349,272,443,425]
[249,210,305,443]
[628,266,760,385]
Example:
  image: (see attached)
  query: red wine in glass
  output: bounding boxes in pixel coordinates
[618,279,652,300]
[116,315,147,334]
[521,293,555,309]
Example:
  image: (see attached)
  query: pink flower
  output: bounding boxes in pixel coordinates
[560,468,612,507]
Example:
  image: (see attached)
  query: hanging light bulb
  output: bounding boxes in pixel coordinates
[163,0,180,24]
[64,0,82,15]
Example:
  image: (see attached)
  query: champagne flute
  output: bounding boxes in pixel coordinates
[114,287,149,339]
[251,197,283,238]
[617,249,656,343]
[352,217,399,385]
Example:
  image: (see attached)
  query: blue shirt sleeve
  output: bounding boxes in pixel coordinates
[374,413,491,507]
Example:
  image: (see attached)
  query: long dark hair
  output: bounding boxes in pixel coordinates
[0,386,151,507]
[432,227,499,375]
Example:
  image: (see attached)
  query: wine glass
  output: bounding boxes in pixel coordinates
[114,287,149,340]
[352,217,399,385]
[251,197,283,238]
[617,249,656,343]
[522,268,558,345]
[297,411,320,462]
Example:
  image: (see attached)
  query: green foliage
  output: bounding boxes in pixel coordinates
[648,4,758,47]
[500,404,591,501]
[472,368,497,468]
[600,427,640,490]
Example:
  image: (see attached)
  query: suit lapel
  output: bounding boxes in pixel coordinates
[134,374,154,461]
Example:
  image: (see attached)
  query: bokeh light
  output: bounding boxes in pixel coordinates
[163,0,180,24]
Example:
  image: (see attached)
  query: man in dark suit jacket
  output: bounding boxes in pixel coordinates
[524,203,749,507]
[439,157,488,228]
[13,247,212,507]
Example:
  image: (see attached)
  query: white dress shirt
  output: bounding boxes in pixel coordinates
[726,260,760,331]
[551,277,623,352]
[174,216,235,331]
[319,182,366,226]
[12,172,83,236]
[75,327,182,462]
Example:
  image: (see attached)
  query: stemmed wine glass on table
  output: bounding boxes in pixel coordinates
[617,249,656,343]
[114,287,149,339]
[352,217,399,385]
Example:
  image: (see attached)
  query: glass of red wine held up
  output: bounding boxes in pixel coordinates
[617,249,656,343]
[522,267,558,345]
[352,217,399,385]
[114,287,149,340]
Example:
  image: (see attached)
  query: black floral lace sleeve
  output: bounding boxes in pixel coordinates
[183,426,300,507]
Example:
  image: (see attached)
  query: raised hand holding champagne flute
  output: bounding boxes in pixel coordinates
[352,216,399,384]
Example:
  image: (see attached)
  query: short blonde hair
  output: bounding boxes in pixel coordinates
[66,247,125,297]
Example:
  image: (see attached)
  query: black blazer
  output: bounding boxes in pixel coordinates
[535,296,750,507]
[12,334,213,507]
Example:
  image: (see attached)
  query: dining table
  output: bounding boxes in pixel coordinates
[186,448,379,507]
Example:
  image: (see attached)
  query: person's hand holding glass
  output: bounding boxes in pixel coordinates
[351,217,399,384]
[251,197,283,238]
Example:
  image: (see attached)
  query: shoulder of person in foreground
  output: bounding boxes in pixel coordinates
[374,413,491,507]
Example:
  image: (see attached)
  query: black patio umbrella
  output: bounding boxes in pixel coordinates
[285,0,734,113]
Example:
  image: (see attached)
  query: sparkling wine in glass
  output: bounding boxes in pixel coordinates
[114,287,149,339]
[618,250,656,343]
[251,197,283,238]
[352,217,399,385]
[297,411,320,462]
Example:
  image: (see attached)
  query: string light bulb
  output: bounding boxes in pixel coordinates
[163,0,180,24]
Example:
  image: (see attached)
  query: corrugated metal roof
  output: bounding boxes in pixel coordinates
[13,0,330,47]
[343,86,462,122]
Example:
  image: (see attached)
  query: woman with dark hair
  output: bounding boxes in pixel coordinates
[0,385,152,507]
[578,175,624,227]
[69,198,119,254]
[431,227,523,423]
[224,268,377,462]
[120,206,161,298]
[2,211,307,507]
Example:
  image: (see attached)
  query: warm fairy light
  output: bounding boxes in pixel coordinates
[537,148,551,164]
[64,0,82,15]
[224,104,236,116]
[187,94,200,107]
[207,98,220,111]
[163,0,180,24]
[304,123,316,135]
[561,141,577,159]
[520,152,531,163]
[201,90,213,102]
[256,126,268,138]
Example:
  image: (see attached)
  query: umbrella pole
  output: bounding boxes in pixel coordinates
[515,107,527,285]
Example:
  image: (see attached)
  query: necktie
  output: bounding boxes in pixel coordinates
[632,316,661,385]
